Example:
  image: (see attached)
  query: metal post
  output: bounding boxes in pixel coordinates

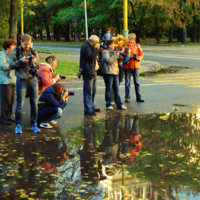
[122,0,129,38]
[21,0,24,34]
[84,0,88,40]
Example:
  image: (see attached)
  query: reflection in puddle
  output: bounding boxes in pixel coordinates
[0,112,200,199]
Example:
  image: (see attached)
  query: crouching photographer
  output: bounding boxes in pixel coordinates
[9,34,40,134]
[38,83,74,129]
[38,56,66,92]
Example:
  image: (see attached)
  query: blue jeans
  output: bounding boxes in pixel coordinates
[15,79,38,125]
[124,69,141,100]
[104,74,122,108]
[42,108,63,123]
[83,72,97,113]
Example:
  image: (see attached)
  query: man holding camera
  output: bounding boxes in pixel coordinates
[124,33,144,103]
[38,56,62,92]
[80,35,100,115]
[10,34,40,134]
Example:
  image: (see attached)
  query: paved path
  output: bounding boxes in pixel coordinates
[141,71,200,88]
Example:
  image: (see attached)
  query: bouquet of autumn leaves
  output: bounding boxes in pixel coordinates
[113,34,128,51]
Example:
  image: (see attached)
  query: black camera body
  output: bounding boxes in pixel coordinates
[64,89,74,96]
[27,55,42,79]
[100,44,108,50]
[77,68,84,79]
[59,75,66,79]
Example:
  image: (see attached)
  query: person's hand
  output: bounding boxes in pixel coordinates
[20,56,29,63]
[115,51,120,57]
[33,57,37,63]
[62,90,69,101]
[54,74,61,82]
[95,43,100,49]
[118,55,123,60]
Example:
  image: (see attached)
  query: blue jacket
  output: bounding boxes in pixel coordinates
[38,86,67,124]
[0,50,16,85]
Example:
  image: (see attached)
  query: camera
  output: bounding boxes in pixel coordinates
[77,68,84,79]
[59,75,66,79]
[64,89,74,96]
[27,55,42,79]
[115,47,131,64]
[100,43,107,50]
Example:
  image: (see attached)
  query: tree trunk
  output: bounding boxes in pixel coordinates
[102,26,105,38]
[155,17,160,44]
[192,15,197,43]
[9,0,18,41]
[39,29,43,40]
[53,24,57,40]
[65,24,70,41]
[45,25,51,41]
[168,19,174,43]
[56,26,60,41]
[181,18,187,44]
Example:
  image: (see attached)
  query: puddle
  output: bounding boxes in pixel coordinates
[0,112,200,199]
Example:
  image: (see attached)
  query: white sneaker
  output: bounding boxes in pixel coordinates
[120,105,127,110]
[107,106,114,110]
[50,120,57,125]
[111,102,116,106]
[40,123,53,129]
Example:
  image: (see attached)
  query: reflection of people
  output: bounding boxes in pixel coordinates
[80,35,100,115]
[103,39,127,110]
[79,116,106,186]
[0,39,16,125]
[38,83,69,128]
[122,115,142,166]
[10,34,40,134]
[38,56,61,92]
[124,33,144,103]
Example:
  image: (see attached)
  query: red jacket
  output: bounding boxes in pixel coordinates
[124,43,144,70]
[38,63,56,92]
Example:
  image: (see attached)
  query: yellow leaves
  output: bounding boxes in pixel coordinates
[159,115,168,120]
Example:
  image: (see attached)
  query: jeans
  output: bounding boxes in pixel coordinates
[104,74,122,108]
[83,72,97,113]
[15,79,38,125]
[0,84,15,121]
[42,108,63,123]
[124,69,141,100]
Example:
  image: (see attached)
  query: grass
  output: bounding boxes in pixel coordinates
[37,49,73,55]
[35,40,83,46]
[40,58,79,76]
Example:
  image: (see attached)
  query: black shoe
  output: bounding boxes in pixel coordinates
[136,99,144,103]
[0,120,12,125]
[7,118,15,122]
[93,108,101,112]
[84,111,96,115]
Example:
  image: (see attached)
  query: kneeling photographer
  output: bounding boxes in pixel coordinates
[38,83,73,129]
[9,34,41,134]
[38,56,65,92]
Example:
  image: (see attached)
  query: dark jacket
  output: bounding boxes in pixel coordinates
[38,86,67,124]
[9,46,40,82]
[80,41,99,78]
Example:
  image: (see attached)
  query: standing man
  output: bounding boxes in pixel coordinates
[80,35,100,115]
[124,33,144,103]
[9,34,41,134]
[102,28,111,44]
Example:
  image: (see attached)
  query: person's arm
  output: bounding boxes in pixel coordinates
[44,93,67,109]
[81,45,99,62]
[0,51,10,71]
[137,44,144,61]
[9,49,24,70]
[103,50,118,65]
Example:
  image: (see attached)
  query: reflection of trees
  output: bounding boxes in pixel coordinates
[128,113,200,198]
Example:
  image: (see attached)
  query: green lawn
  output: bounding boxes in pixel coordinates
[37,49,73,55]
[35,40,83,46]
[40,58,79,76]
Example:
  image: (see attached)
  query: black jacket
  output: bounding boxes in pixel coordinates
[80,41,99,79]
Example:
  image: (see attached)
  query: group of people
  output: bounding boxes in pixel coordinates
[80,32,144,115]
[0,34,70,133]
[0,31,144,133]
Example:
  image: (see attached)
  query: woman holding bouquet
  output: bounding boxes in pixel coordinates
[102,39,127,110]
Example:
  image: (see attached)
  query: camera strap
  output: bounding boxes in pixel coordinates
[16,47,36,60]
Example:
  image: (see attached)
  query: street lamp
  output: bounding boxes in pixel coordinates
[20,0,24,34]
[84,0,88,40]
[122,0,128,38]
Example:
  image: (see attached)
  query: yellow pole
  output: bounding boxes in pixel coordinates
[21,1,24,34]
[123,0,128,30]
